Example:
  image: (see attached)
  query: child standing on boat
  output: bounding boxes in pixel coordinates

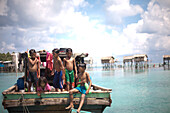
[45,50,53,80]
[52,49,65,92]
[65,63,92,113]
[27,49,40,92]
[63,48,77,91]
[37,76,51,96]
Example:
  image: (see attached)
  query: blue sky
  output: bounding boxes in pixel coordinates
[0,0,170,64]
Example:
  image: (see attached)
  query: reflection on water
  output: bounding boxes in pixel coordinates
[123,68,149,74]
[87,68,170,113]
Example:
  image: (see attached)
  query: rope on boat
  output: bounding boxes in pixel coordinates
[1,101,3,113]
[18,93,30,113]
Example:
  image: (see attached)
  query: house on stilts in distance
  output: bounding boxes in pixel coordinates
[123,54,148,69]
[101,56,114,69]
[123,56,133,68]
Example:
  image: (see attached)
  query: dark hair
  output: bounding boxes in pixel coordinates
[38,76,48,87]
[52,48,58,53]
[54,49,60,54]
[29,49,36,56]
[66,48,72,53]
[78,63,86,69]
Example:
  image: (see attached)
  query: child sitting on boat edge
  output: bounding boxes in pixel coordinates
[65,63,92,113]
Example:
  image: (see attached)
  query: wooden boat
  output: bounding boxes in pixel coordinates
[2,50,112,113]
[2,84,112,113]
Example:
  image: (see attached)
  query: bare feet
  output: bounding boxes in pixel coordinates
[77,109,80,113]
[60,88,63,92]
[55,88,59,92]
[65,105,74,109]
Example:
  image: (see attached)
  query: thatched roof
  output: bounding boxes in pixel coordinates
[101,56,114,60]
[133,54,148,58]
[123,56,133,60]
[101,56,114,64]
[123,54,148,62]
[123,56,133,62]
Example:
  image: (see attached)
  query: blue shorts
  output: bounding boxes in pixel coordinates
[53,71,63,89]
[75,86,86,94]
[28,72,38,85]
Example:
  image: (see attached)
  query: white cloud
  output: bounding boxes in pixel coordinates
[105,0,143,24]
[10,10,18,22]
[134,0,170,54]
[1,41,16,52]
[0,0,170,64]
[138,0,170,35]
[0,0,8,16]
[156,0,170,8]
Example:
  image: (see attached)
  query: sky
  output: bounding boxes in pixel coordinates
[0,0,170,64]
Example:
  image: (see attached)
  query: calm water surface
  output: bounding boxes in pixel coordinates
[1,68,170,113]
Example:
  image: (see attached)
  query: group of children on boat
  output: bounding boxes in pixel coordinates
[25,48,92,113]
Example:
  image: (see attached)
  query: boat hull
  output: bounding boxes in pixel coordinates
[2,85,112,113]
[7,105,107,113]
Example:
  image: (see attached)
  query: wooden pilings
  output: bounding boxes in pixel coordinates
[101,56,114,69]
[123,56,133,68]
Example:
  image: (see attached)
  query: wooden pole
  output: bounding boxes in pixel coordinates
[163,58,165,70]
[168,59,169,70]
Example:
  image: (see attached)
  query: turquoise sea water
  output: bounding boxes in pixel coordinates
[1,67,170,113]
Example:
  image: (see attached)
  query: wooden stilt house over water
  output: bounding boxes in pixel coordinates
[163,55,170,70]
[101,56,114,69]
[123,56,133,68]
[2,49,112,113]
[133,54,148,69]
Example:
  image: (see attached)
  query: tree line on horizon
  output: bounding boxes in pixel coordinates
[0,52,12,61]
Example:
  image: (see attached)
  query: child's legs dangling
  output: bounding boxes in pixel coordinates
[77,94,86,112]
[65,88,79,109]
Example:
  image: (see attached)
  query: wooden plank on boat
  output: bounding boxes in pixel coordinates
[4,92,110,100]
[3,84,112,94]
[92,84,112,91]
[2,85,16,94]
[3,89,111,95]
[3,97,110,108]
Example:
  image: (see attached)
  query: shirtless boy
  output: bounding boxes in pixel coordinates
[27,49,40,92]
[52,49,65,92]
[65,63,92,113]
[63,48,77,91]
